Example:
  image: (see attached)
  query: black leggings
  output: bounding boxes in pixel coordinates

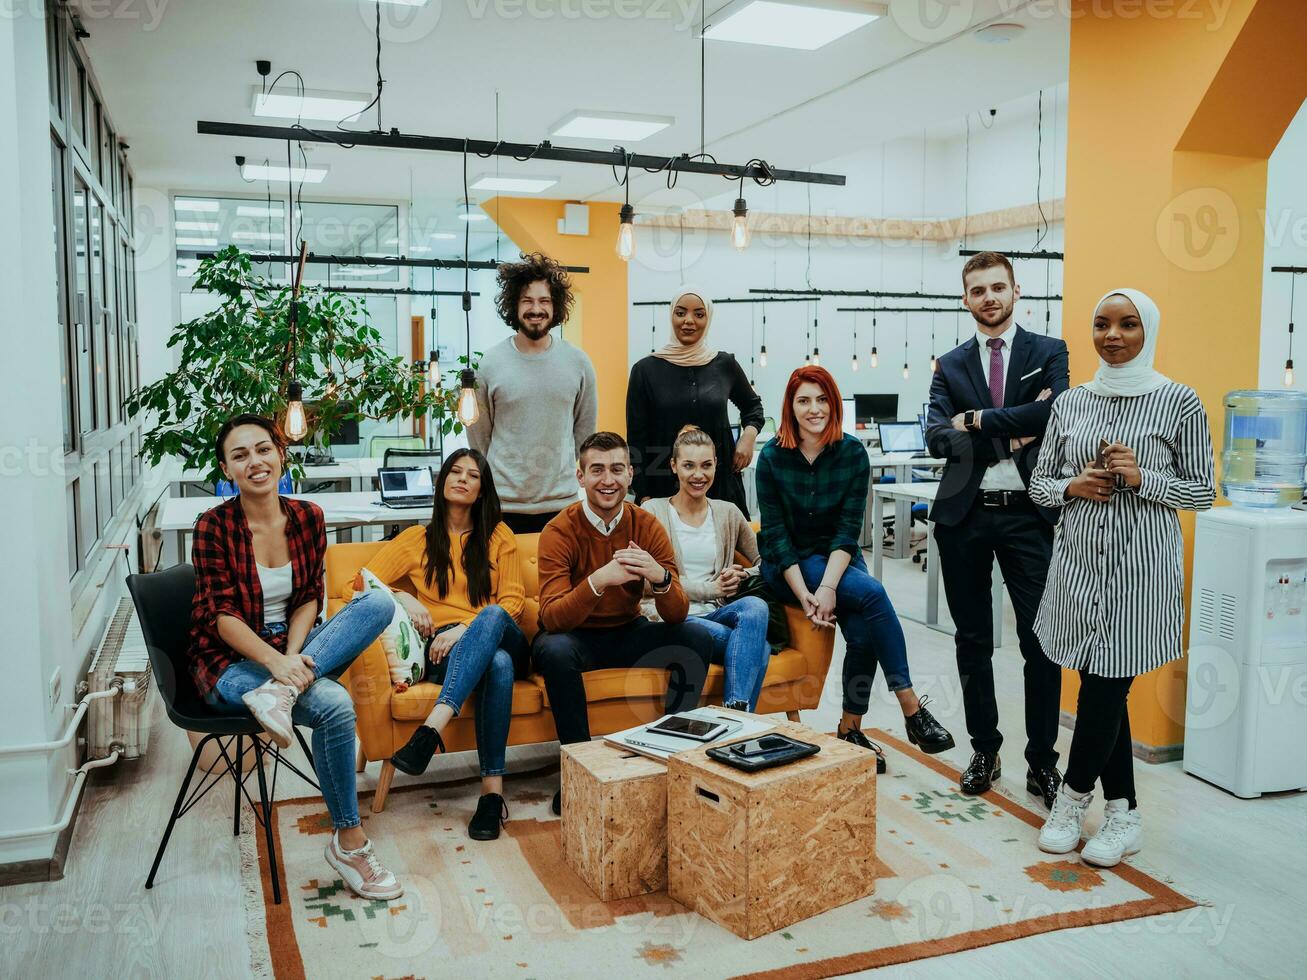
[1063,671,1137,809]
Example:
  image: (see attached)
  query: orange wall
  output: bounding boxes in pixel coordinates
[482,197,629,434]
[1062,0,1307,750]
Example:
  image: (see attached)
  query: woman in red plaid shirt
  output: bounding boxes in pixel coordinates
[188,414,401,901]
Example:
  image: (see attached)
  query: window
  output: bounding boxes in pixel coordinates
[68,46,84,145]
[91,199,107,430]
[72,176,93,438]
[47,6,61,114]
[88,96,101,178]
[52,141,73,450]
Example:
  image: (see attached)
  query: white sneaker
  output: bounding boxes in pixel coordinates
[1038,785,1092,854]
[241,679,297,749]
[1081,799,1142,867]
[325,831,404,901]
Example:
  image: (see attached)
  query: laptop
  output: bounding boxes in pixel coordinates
[877,421,928,456]
[377,466,435,509]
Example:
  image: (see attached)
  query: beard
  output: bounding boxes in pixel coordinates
[969,294,1014,329]
[517,316,553,340]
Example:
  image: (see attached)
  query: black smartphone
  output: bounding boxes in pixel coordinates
[1094,438,1110,470]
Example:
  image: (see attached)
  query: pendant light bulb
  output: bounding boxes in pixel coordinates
[730,198,750,252]
[427,349,440,387]
[902,363,910,381]
[759,344,768,369]
[1286,358,1296,387]
[811,347,821,368]
[284,381,308,442]
[324,372,338,398]
[616,203,635,262]
[851,353,859,372]
[870,346,878,369]
[457,369,479,427]
[930,354,938,373]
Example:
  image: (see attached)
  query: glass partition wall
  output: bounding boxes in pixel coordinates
[49,5,142,591]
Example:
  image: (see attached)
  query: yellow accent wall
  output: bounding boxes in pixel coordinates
[482,198,629,434]
[1061,0,1307,752]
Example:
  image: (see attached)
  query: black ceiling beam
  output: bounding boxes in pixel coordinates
[313,287,479,298]
[184,250,588,274]
[837,306,968,314]
[751,287,1063,301]
[958,248,1064,260]
[630,296,813,307]
[1270,266,1307,274]
[196,121,846,186]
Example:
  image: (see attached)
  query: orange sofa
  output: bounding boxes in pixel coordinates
[326,533,835,812]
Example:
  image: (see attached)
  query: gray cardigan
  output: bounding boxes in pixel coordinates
[639,497,760,619]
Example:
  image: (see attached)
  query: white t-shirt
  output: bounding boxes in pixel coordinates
[257,562,294,624]
[669,506,717,617]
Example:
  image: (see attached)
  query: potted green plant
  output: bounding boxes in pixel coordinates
[125,247,468,483]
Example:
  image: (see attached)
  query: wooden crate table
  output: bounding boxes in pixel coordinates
[560,739,669,901]
[666,723,878,939]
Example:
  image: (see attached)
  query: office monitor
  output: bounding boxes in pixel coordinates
[842,398,857,435]
[878,421,926,454]
[855,394,899,427]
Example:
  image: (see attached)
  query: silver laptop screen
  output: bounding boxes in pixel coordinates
[379,468,434,499]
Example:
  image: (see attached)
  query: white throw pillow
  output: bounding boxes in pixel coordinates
[352,568,424,687]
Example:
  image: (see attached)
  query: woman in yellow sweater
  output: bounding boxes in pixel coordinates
[361,448,526,840]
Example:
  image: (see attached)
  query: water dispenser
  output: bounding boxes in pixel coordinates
[1221,389,1307,508]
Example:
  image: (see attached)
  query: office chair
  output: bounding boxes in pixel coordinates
[126,564,318,905]
[382,447,443,473]
[367,434,424,458]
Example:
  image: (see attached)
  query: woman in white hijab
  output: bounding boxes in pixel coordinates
[1026,288,1215,867]
[626,286,766,516]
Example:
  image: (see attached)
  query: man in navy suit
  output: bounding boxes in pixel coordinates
[926,251,1068,808]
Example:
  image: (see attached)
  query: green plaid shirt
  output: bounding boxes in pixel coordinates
[755,433,870,569]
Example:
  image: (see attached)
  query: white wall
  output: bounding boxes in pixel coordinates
[1259,98,1307,394]
[626,87,1069,426]
[0,6,78,863]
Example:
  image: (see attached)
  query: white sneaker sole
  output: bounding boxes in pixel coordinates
[1037,835,1082,855]
[1081,843,1141,868]
[324,845,404,901]
[245,706,293,749]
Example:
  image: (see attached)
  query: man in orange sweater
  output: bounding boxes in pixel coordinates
[534,432,714,812]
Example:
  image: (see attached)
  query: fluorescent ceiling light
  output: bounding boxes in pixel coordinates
[704,0,880,50]
[409,245,432,253]
[230,230,283,242]
[236,204,285,218]
[470,174,559,193]
[429,232,458,240]
[241,162,329,183]
[550,110,673,142]
[371,0,430,6]
[174,199,219,212]
[338,266,393,276]
[458,200,488,222]
[174,220,219,232]
[252,88,372,123]
[175,237,219,248]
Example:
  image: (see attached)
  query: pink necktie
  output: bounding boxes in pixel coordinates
[986,338,1005,407]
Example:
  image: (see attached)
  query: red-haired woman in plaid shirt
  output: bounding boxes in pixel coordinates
[188,414,401,901]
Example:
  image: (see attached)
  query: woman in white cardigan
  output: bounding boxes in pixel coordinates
[641,426,772,711]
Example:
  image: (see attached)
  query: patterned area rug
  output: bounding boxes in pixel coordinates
[241,730,1194,979]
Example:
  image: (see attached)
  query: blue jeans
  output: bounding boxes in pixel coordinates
[207,589,393,830]
[429,605,525,777]
[690,595,771,710]
[762,552,912,716]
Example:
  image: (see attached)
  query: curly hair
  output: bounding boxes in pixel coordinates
[494,252,575,331]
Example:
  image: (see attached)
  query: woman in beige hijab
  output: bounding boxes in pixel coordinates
[626,286,765,516]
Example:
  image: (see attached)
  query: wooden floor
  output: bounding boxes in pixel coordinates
[6,548,1303,978]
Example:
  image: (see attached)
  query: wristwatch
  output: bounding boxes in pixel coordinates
[658,567,673,589]
[964,410,981,432]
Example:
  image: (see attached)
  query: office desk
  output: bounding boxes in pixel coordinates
[158,491,424,565]
[869,482,1003,647]
[862,454,944,555]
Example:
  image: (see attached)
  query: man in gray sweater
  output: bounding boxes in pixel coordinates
[468,252,598,534]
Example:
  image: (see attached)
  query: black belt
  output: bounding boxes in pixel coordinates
[978,489,1029,508]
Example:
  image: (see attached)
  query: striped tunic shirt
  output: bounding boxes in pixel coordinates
[1029,383,1215,677]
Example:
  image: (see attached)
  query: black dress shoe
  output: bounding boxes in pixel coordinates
[959,751,1000,795]
[904,697,955,754]
[390,725,445,776]
[723,700,751,713]
[1026,766,1063,810]
[838,727,887,775]
[551,789,562,816]
[468,793,508,840]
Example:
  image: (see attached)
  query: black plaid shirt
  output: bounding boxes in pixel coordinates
[186,496,326,696]
[755,433,870,570]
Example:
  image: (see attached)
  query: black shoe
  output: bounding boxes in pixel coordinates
[551,789,562,816]
[838,727,887,775]
[904,696,955,754]
[1026,766,1063,810]
[959,751,1001,795]
[468,793,508,841]
[723,700,750,713]
[390,725,444,776]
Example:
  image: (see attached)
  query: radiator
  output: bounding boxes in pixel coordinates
[87,598,153,760]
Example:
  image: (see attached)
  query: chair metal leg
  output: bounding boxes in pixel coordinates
[232,734,243,836]
[147,733,212,890]
[252,737,283,905]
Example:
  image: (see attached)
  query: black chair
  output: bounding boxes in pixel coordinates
[382,446,443,473]
[126,564,319,905]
